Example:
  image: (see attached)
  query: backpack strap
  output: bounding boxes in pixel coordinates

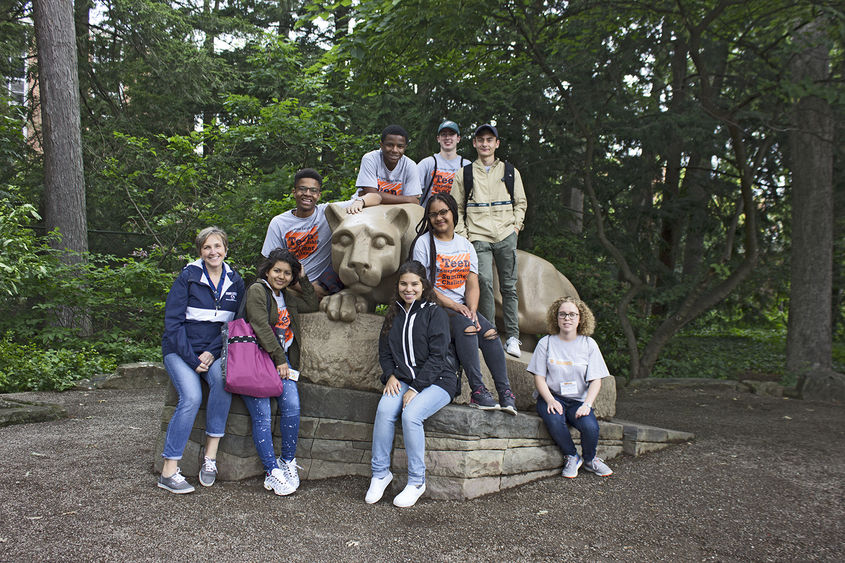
[462,162,474,211]
[420,154,439,204]
[503,161,515,205]
[463,161,514,207]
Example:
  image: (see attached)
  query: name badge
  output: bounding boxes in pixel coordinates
[559,381,576,394]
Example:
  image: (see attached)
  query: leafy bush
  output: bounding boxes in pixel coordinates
[0,334,118,392]
[651,327,787,383]
[0,251,172,349]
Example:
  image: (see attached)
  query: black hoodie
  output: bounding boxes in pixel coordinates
[378,299,458,398]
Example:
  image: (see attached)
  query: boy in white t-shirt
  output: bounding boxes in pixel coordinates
[261,168,381,299]
[416,120,470,207]
[355,125,421,204]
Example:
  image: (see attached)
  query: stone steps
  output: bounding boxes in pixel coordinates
[154,381,689,500]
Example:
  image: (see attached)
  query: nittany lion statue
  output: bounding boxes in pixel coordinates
[320,203,578,343]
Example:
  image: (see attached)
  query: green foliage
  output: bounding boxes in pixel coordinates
[651,328,787,383]
[0,190,52,297]
[0,334,117,392]
[1,0,841,390]
[0,250,172,350]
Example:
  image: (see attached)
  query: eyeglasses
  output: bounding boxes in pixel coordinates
[295,186,321,195]
[557,312,580,320]
[427,209,451,221]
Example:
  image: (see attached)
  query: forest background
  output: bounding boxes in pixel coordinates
[0,0,842,393]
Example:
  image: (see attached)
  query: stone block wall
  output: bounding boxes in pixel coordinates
[154,381,623,499]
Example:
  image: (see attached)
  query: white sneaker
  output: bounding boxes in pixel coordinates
[392,482,426,508]
[505,337,522,358]
[562,454,583,478]
[278,457,301,490]
[264,468,295,496]
[365,472,393,504]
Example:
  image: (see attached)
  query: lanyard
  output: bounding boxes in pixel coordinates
[201,261,226,310]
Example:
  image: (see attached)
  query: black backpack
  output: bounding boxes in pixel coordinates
[462,161,515,210]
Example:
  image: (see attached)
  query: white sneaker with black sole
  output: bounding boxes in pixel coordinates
[264,467,295,496]
[278,457,301,490]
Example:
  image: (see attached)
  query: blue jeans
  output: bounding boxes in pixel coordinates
[447,310,510,395]
[241,379,300,473]
[371,382,451,486]
[473,231,519,340]
[536,393,600,462]
[162,353,232,460]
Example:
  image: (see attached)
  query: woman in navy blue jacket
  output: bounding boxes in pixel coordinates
[158,227,245,494]
[365,260,457,508]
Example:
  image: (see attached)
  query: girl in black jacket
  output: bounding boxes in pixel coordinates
[365,260,457,508]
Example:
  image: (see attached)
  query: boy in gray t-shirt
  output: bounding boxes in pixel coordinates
[355,124,421,204]
[417,120,470,207]
[262,168,381,299]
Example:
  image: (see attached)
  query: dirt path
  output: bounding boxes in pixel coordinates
[0,385,842,561]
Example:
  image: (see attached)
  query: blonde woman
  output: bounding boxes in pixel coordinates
[526,296,613,479]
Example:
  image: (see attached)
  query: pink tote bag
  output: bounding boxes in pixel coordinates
[221,318,285,398]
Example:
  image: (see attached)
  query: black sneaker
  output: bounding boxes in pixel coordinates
[498,389,517,415]
[470,386,498,410]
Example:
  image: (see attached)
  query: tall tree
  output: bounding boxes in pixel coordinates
[787,16,844,398]
[33,0,87,258]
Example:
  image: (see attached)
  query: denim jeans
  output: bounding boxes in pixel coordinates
[371,381,451,486]
[473,231,519,340]
[536,393,600,462]
[162,352,232,460]
[241,378,300,473]
[447,310,511,395]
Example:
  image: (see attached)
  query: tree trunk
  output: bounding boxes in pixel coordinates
[34,0,89,333]
[34,0,87,257]
[787,19,835,378]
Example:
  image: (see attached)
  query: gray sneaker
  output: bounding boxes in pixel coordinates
[561,454,583,478]
[158,469,195,494]
[198,457,217,487]
[470,386,498,410]
[498,389,517,415]
[277,457,301,490]
[583,457,613,476]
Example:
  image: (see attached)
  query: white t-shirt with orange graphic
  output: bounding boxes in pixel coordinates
[355,149,421,198]
[417,154,469,206]
[412,233,478,305]
[269,290,294,352]
[261,200,354,279]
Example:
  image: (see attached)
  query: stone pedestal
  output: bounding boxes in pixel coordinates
[297,312,617,418]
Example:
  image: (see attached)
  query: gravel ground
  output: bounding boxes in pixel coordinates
[0,385,842,562]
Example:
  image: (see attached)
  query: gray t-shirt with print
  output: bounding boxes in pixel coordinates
[526,334,610,402]
[355,149,421,198]
[417,154,469,206]
[261,200,354,279]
